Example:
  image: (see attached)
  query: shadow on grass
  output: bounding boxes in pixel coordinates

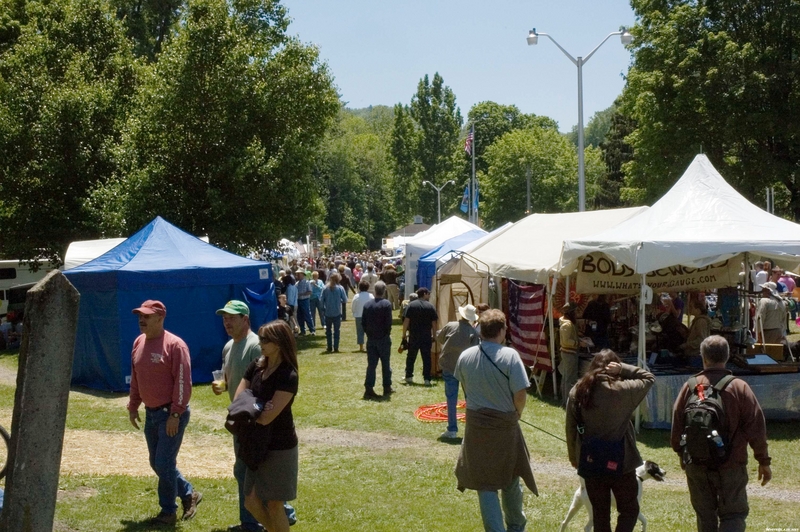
[69,385,128,399]
[118,518,168,530]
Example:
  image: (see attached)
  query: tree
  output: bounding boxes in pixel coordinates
[389,104,419,223]
[110,0,183,60]
[459,101,559,215]
[0,0,139,266]
[566,104,616,148]
[335,227,366,252]
[390,73,463,224]
[596,106,636,208]
[480,127,605,228]
[463,101,558,175]
[623,0,800,218]
[93,0,338,253]
[314,108,395,250]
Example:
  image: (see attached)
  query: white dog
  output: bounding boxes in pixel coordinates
[559,460,666,532]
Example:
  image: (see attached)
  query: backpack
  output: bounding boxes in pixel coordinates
[680,374,735,469]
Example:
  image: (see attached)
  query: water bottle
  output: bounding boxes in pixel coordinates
[711,430,725,458]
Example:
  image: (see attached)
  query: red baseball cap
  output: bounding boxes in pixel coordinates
[132,300,167,316]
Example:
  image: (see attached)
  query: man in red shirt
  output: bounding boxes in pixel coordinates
[127,300,202,526]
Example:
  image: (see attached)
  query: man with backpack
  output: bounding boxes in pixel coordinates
[670,335,771,532]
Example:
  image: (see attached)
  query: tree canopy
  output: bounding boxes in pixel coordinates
[480,126,604,229]
[622,0,800,218]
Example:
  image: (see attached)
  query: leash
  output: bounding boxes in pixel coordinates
[518,417,567,443]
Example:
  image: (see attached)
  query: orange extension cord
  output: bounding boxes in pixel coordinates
[414,400,466,423]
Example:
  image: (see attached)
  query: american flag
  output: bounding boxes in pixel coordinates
[507,281,550,368]
[464,129,473,155]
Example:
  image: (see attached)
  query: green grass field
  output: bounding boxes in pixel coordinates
[1,316,799,531]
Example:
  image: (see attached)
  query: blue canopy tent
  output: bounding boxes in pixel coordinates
[416,229,487,292]
[64,216,277,392]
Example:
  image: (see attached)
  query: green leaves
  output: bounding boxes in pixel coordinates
[480,126,604,228]
[624,0,800,218]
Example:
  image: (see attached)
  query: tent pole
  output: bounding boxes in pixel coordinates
[743,252,750,349]
[548,275,558,400]
[635,273,647,432]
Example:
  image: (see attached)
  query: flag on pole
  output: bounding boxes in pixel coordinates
[460,185,469,213]
[473,180,479,211]
[464,128,473,155]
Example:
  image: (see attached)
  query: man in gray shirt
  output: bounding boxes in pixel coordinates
[212,300,295,531]
[455,309,537,532]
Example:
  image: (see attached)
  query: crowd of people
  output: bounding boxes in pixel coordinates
[120,249,776,531]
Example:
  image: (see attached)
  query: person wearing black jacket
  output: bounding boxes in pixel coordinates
[361,281,395,399]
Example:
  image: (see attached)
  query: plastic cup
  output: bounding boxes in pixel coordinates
[212,369,224,386]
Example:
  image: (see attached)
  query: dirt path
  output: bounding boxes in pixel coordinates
[55,426,800,503]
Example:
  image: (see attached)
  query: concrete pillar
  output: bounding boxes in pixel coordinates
[0,270,80,532]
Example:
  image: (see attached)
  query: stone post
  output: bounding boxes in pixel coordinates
[0,271,80,531]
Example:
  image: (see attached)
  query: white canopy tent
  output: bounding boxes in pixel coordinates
[559,154,800,428]
[434,222,514,269]
[465,207,649,397]
[561,154,800,274]
[63,238,127,270]
[404,216,483,298]
[470,208,648,284]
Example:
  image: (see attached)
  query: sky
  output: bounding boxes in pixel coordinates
[282,0,637,133]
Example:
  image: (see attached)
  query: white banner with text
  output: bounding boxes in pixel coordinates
[575,253,742,294]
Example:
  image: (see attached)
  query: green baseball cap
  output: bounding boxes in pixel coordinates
[216,300,250,316]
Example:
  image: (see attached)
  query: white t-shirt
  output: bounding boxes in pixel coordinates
[351,291,374,318]
[754,270,768,291]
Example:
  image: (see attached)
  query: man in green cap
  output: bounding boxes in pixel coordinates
[213,300,296,531]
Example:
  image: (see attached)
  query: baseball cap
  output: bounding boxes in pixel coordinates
[132,300,166,316]
[216,300,250,316]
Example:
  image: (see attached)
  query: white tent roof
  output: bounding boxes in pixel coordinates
[404,216,483,297]
[63,238,127,270]
[560,154,800,274]
[435,222,514,268]
[469,207,648,284]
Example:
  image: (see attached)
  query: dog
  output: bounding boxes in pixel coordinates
[559,460,666,532]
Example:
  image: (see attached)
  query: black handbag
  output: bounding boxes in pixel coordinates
[575,402,625,478]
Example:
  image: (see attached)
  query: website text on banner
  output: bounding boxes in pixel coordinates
[576,253,741,294]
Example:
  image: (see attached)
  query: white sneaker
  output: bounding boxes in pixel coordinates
[404,377,414,384]
[440,430,458,439]
[424,379,432,387]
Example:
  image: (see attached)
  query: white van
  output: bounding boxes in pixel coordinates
[0,260,54,315]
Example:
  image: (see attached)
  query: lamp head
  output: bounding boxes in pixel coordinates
[422,180,430,186]
[526,28,538,46]
[620,27,633,45]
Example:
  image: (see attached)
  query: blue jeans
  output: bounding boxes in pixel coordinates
[297,298,314,334]
[355,317,365,345]
[311,298,324,328]
[325,315,342,350]
[365,336,392,390]
[144,406,193,514]
[477,476,526,532]
[442,371,459,433]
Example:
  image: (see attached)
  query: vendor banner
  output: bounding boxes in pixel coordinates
[576,253,742,294]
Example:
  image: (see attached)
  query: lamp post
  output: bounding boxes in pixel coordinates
[422,180,455,224]
[527,27,632,211]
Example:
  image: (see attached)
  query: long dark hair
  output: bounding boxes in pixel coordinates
[257,320,299,373]
[573,349,621,409]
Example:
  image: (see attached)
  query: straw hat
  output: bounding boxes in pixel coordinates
[458,304,478,322]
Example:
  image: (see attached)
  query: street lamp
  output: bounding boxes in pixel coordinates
[527,27,632,211]
[422,180,455,224]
